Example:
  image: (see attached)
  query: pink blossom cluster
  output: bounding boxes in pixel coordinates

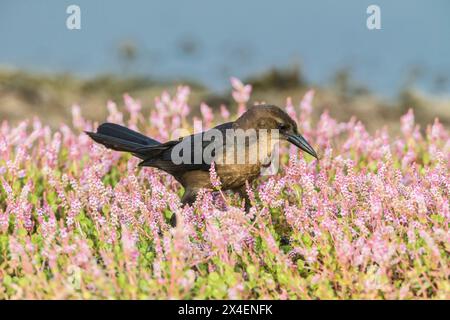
[0,79,448,299]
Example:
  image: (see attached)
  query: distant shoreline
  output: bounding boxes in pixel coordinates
[1,68,449,133]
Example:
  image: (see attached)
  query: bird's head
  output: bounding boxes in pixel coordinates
[235,104,318,159]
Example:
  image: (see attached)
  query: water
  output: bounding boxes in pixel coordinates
[1,0,449,96]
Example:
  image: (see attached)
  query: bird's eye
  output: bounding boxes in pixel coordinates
[277,123,288,131]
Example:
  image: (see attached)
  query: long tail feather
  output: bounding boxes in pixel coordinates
[85,123,163,159]
[96,123,159,145]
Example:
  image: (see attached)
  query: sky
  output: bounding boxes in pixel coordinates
[1,0,449,96]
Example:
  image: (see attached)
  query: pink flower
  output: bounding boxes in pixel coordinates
[231,77,252,116]
[209,162,221,189]
[106,100,124,124]
[220,104,230,120]
[285,97,297,121]
[231,77,252,103]
[200,103,214,128]
[400,108,415,138]
[71,104,85,130]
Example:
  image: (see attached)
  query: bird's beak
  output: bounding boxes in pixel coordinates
[285,133,318,159]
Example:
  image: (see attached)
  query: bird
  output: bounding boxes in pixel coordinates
[86,104,318,221]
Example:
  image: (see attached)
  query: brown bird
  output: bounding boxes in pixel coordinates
[86,104,317,215]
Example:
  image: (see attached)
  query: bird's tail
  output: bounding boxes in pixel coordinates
[85,123,162,159]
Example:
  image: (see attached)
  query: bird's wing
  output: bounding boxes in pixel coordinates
[85,123,161,159]
[212,121,234,132]
[138,122,234,173]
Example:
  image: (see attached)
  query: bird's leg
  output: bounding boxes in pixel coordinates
[170,188,198,227]
[181,188,198,206]
[234,185,252,212]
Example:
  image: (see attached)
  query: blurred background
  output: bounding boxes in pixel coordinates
[1,0,449,132]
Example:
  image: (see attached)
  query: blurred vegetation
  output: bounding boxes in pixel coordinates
[331,67,371,99]
[0,67,449,134]
[246,64,306,91]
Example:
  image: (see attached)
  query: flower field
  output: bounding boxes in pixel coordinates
[0,79,449,299]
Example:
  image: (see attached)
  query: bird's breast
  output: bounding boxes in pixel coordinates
[216,163,261,189]
[214,138,275,189]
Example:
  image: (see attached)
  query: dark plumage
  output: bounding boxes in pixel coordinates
[86,104,317,222]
